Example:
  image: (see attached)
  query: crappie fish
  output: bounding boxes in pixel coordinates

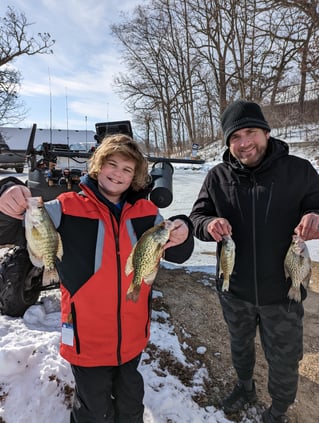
[284,234,311,302]
[125,219,176,302]
[219,235,236,292]
[25,196,63,286]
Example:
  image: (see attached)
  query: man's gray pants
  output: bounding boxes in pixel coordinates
[218,291,304,412]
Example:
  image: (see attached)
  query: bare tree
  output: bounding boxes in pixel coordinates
[112,3,194,155]
[0,68,26,124]
[268,0,319,113]
[0,6,55,124]
[111,0,319,150]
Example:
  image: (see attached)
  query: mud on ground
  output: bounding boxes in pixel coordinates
[153,262,319,423]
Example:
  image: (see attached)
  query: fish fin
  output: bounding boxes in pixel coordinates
[56,234,64,260]
[302,279,310,290]
[125,245,136,276]
[31,226,42,241]
[302,272,312,289]
[283,264,289,279]
[126,283,141,303]
[144,267,159,285]
[42,267,60,286]
[27,247,44,268]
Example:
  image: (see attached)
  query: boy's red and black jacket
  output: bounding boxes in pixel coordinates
[47,175,193,367]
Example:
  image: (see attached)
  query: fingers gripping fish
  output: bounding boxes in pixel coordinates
[25,196,63,286]
[125,220,176,302]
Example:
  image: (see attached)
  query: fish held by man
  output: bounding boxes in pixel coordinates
[284,234,311,302]
[125,219,176,302]
[219,235,236,292]
[25,196,63,286]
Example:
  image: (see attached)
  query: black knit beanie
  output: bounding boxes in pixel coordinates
[221,99,271,146]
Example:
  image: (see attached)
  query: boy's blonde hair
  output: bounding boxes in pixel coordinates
[88,134,150,191]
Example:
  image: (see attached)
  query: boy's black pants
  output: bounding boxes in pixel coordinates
[70,355,144,423]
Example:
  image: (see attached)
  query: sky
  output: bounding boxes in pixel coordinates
[0,0,146,132]
[0,144,318,423]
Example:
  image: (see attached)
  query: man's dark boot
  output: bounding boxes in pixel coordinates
[222,380,257,414]
[262,407,290,423]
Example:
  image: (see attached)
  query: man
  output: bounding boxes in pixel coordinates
[189,99,319,423]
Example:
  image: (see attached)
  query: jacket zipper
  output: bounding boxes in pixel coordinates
[110,214,122,365]
[264,182,274,224]
[251,174,259,306]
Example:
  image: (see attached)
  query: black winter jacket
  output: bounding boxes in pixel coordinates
[190,138,319,305]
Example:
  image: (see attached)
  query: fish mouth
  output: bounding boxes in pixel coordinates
[26,197,43,208]
[291,235,306,255]
[164,220,176,230]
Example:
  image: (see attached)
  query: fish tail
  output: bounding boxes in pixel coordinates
[126,283,141,303]
[222,279,229,292]
[288,286,301,303]
[42,267,60,286]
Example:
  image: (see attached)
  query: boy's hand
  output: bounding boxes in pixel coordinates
[0,185,32,220]
[164,219,189,249]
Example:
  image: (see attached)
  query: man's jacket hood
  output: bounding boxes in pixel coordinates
[222,137,289,172]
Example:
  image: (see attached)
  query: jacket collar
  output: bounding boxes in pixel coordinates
[78,174,152,218]
[222,137,289,172]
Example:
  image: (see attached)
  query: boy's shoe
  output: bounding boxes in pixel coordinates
[262,407,290,423]
[222,380,257,414]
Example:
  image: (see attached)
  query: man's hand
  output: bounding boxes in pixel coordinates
[207,217,232,242]
[164,219,189,249]
[294,212,319,241]
[0,185,32,220]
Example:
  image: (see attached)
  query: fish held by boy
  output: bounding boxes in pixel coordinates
[219,235,236,292]
[25,196,63,286]
[284,234,311,302]
[125,219,176,302]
